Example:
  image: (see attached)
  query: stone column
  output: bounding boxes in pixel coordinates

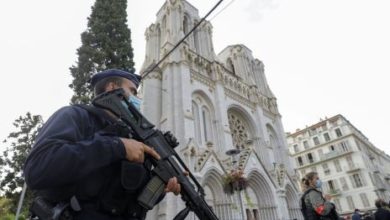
[141,70,162,127]
[275,189,289,220]
[213,75,232,154]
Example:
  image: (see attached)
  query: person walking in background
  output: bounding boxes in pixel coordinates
[300,171,339,220]
[351,209,361,220]
[374,199,390,220]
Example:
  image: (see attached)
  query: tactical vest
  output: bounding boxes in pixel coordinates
[32,105,153,219]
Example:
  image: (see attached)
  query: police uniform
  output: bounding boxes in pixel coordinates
[301,187,338,220]
[24,69,156,220]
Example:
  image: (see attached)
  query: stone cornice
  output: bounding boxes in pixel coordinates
[225,88,255,110]
[142,71,162,81]
[190,70,215,89]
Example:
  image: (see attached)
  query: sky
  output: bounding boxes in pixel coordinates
[0,0,389,155]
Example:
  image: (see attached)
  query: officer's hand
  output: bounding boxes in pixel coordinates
[165,177,181,195]
[164,172,188,195]
[120,138,160,163]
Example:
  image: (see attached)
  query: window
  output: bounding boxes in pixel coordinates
[313,137,320,145]
[297,156,303,166]
[334,159,342,172]
[351,174,364,188]
[228,112,250,149]
[307,153,314,163]
[327,180,336,191]
[293,144,299,153]
[329,145,335,151]
[193,20,200,53]
[346,196,355,210]
[311,166,317,172]
[360,193,370,207]
[192,96,215,147]
[192,101,201,144]
[340,177,349,190]
[201,107,212,143]
[303,141,309,149]
[335,128,342,137]
[322,163,330,175]
[340,141,349,152]
[227,58,235,75]
[323,133,330,142]
[183,15,189,34]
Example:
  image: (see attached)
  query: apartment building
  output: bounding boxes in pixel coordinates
[286,114,390,215]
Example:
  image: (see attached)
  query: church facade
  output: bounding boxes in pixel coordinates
[140,1,302,219]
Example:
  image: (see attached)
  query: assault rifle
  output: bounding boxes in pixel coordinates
[92,88,219,220]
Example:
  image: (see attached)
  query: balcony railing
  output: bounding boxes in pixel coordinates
[319,149,351,161]
[345,164,362,173]
[375,183,387,191]
[328,189,342,196]
[373,165,384,174]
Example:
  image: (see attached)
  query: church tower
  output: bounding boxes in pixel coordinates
[140,0,302,219]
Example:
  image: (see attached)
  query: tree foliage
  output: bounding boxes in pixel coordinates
[69,0,135,104]
[0,113,43,215]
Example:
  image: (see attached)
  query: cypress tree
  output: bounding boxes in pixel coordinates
[69,0,135,104]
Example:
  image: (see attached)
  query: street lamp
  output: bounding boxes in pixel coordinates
[226,149,241,169]
[226,148,245,220]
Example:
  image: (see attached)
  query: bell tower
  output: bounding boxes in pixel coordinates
[140,1,302,220]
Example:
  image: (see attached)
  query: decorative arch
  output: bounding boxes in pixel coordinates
[227,106,257,150]
[247,171,278,220]
[162,15,167,32]
[202,168,231,219]
[183,14,189,34]
[285,184,302,219]
[193,19,200,53]
[266,123,282,165]
[227,57,236,75]
[192,91,216,147]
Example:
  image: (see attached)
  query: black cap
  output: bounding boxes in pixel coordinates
[90,69,142,88]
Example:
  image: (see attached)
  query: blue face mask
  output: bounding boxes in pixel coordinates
[129,95,142,111]
[315,179,322,188]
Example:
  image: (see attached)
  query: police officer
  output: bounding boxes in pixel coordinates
[24,69,181,220]
[300,172,339,220]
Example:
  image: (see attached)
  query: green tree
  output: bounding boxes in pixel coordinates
[0,196,13,217]
[0,113,43,215]
[69,0,135,104]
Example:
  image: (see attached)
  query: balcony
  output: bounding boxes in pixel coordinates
[319,149,351,161]
[328,189,342,196]
[346,164,362,173]
[375,183,387,191]
[373,165,384,174]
